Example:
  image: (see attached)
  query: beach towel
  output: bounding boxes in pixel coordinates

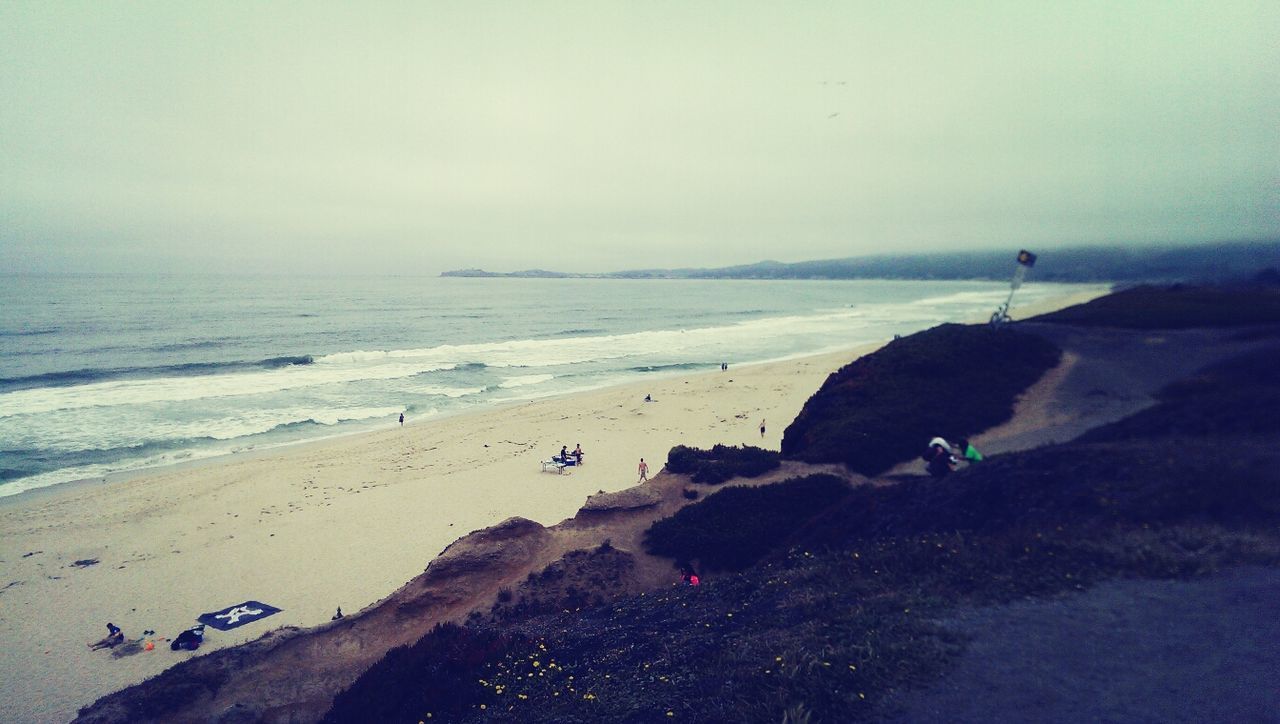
[198,600,282,631]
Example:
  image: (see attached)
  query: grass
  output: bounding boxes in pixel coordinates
[781,324,1061,476]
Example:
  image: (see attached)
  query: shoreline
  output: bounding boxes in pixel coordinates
[0,343,880,723]
[0,282,1108,508]
[0,287,1105,723]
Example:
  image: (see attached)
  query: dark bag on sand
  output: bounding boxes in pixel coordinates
[170,628,203,651]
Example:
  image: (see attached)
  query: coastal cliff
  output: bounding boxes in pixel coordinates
[76,285,1280,723]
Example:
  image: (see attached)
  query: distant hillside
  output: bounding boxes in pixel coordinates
[442,239,1280,283]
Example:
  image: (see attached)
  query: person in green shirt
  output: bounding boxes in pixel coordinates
[958,438,983,462]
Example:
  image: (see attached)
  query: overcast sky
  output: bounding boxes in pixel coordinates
[2,2,1277,275]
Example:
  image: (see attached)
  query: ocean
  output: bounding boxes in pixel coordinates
[0,274,1101,497]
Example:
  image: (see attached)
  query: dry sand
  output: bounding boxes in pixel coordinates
[0,287,1104,723]
[0,345,874,723]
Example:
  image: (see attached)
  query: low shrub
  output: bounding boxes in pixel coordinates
[323,623,524,723]
[782,324,1060,476]
[665,444,781,484]
[643,474,851,570]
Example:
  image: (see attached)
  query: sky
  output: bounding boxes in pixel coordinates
[1,1,1277,275]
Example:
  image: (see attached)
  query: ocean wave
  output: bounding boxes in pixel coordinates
[0,405,404,488]
[0,466,31,483]
[411,385,486,398]
[628,362,711,373]
[0,355,315,393]
[0,358,453,417]
[0,327,59,337]
[553,328,606,336]
[0,287,1071,417]
[498,374,556,389]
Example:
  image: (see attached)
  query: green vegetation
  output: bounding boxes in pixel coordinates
[324,623,526,723]
[311,287,1280,723]
[664,444,781,484]
[782,324,1061,475]
[1032,284,1280,328]
[642,474,851,571]
[322,327,1280,724]
[483,545,637,624]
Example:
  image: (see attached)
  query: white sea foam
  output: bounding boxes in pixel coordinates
[0,362,458,418]
[498,374,556,389]
[410,385,486,398]
[0,279,1108,497]
[0,405,405,454]
[0,298,1012,419]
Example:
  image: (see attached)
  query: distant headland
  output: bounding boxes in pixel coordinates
[442,239,1280,284]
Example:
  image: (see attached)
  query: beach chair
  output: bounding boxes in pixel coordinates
[541,458,567,474]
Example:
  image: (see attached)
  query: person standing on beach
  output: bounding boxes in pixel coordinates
[399,412,404,427]
[638,458,649,482]
[759,419,766,438]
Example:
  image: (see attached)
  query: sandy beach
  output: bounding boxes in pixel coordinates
[0,288,1106,723]
[1,342,880,723]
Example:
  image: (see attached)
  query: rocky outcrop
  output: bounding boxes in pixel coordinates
[580,485,663,512]
[425,517,549,582]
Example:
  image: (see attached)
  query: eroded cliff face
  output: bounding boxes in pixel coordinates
[74,477,690,724]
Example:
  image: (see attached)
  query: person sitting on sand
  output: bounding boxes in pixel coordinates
[644,393,652,402]
[170,624,205,651]
[957,438,983,462]
[88,622,124,650]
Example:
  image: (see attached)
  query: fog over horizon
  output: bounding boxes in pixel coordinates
[2,2,1277,276]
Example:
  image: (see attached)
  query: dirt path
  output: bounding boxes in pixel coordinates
[977,324,1269,453]
[881,566,1280,723]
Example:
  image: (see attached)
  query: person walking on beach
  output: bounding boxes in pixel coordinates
[759,419,766,438]
[399,412,404,427]
[638,458,649,482]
